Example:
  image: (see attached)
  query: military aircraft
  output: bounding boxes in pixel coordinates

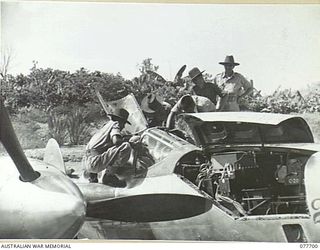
[63,95,320,242]
[0,99,86,239]
[3,93,320,242]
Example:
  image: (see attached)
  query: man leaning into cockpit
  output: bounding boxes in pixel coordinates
[84,108,134,187]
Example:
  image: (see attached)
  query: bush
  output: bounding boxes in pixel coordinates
[47,111,68,146]
[16,106,48,123]
[46,104,94,146]
[243,87,320,114]
[83,102,105,123]
[67,107,91,145]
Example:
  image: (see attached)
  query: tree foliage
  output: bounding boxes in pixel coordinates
[243,86,320,114]
[3,60,320,115]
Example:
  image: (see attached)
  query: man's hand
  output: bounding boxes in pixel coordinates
[129,135,141,149]
[112,134,123,146]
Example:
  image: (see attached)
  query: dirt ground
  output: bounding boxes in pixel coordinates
[23,145,86,174]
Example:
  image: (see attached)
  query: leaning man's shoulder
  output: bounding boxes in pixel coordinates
[234,72,245,77]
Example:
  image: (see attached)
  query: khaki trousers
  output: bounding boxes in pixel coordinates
[85,142,132,174]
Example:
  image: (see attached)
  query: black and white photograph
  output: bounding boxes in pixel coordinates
[1,0,320,243]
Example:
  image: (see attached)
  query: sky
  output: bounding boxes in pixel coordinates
[1,1,320,94]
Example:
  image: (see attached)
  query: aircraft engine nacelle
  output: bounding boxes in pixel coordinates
[0,156,86,239]
[0,98,86,239]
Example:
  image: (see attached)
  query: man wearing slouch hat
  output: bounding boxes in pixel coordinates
[214,55,253,111]
[84,108,134,187]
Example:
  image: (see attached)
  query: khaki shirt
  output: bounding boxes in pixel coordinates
[214,72,252,96]
[86,121,121,151]
[214,72,253,111]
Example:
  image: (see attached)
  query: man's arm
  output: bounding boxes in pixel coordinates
[213,75,224,111]
[165,100,181,129]
[216,98,221,110]
[166,111,176,129]
[212,74,224,109]
[110,122,122,146]
[239,76,253,99]
[212,82,224,98]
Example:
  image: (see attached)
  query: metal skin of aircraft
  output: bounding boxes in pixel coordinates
[73,112,320,243]
[0,99,86,239]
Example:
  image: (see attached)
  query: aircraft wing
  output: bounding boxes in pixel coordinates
[78,174,213,222]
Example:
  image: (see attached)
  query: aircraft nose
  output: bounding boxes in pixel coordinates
[21,190,86,239]
[39,193,86,239]
[29,173,86,238]
[1,175,86,239]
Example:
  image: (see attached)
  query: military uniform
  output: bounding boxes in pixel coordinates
[84,119,132,186]
[214,72,252,112]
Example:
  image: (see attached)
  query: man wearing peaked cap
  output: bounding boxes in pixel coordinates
[84,108,133,187]
[214,55,253,111]
[188,67,223,106]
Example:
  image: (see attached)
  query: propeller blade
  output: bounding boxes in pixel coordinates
[174,65,187,85]
[146,70,166,83]
[44,138,66,173]
[0,99,39,182]
[176,65,187,78]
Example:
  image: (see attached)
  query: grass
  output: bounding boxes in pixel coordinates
[24,145,85,162]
